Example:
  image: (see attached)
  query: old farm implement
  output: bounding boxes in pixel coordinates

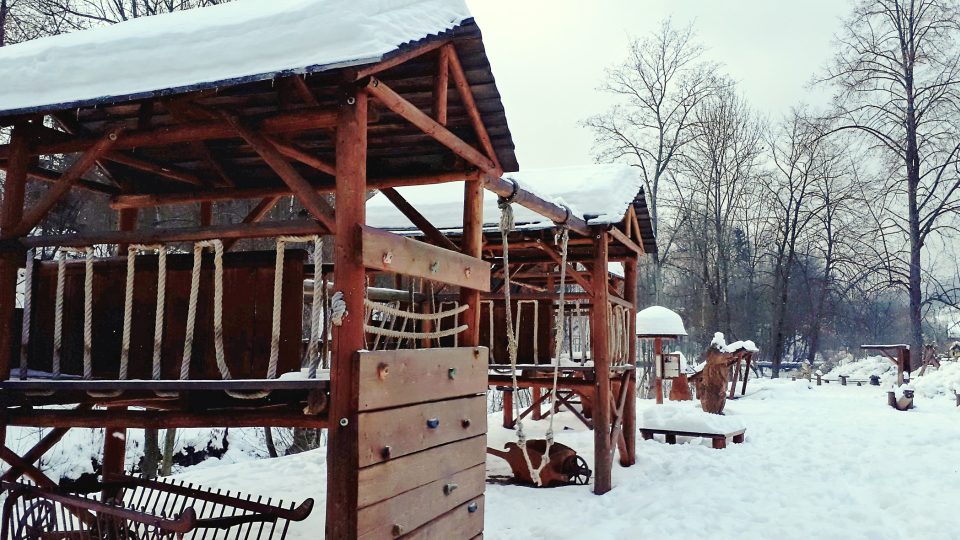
[486,440,591,487]
[1,475,312,539]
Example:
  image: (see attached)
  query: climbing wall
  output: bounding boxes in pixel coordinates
[354,347,488,539]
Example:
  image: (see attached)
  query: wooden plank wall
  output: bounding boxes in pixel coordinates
[479,301,552,364]
[355,347,488,539]
[26,250,305,380]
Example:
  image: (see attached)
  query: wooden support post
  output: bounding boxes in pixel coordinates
[459,179,483,348]
[0,122,31,392]
[199,202,213,227]
[621,257,638,467]
[590,230,613,495]
[326,85,368,540]
[654,337,664,404]
[502,389,514,428]
[105,206,137,495]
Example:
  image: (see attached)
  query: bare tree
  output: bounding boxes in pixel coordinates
[821,0,960,364]
[583,19,725,299]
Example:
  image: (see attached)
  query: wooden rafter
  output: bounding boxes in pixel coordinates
[446,44,500,171]
[267,135,336,176]
[220,112,336,232]
[379,187,458,251]
[355,39,449,80]
[222,196,283,251]
[12,130,122,238]
[536,242,593,294]
[0,162,117,195]
[433,45,451,125]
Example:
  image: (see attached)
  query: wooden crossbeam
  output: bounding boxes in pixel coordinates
[222,196,282,251]
[0,107,350,158]
[110,170,478,209]
[0,162,118,195]
[267,135,337,176]
[1,404,91,483]
[103,151,206,187]
[11,130,121,238]
[447,45,501,170]
[220,112,336,232]
[364,76,497,172]
[16,219,326,248]
[536,242,593,294]
[608,226,644,256]
[0,446,58,489]
[379,187,458,251]
[355,39,449,80]
[4,407,327,429]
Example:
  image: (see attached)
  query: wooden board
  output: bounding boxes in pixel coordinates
[357,463,485,540]
[361,225,490,291]
[357,348,487,411]
[358,395,486,467]
[27,250,305,380]
[403,496,484,540]
[358,435,485,508]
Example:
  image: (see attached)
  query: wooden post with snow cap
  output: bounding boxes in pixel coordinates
[635,306,689,405]
[589,228,613,495]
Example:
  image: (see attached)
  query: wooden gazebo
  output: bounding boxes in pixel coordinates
[0,1,628,537]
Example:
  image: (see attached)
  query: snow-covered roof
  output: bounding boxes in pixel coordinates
[635,306,687,337]
[0,0,471,115]
[366,164,645,232]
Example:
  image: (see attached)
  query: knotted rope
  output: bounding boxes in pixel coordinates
[19,249,35,381]
[305,238,324,379]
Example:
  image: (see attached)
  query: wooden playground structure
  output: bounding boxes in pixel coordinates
[0,3,658,538]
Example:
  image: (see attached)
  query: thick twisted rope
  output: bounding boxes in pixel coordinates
[306,238,324,379]
[152,246,167,382]
[364,299,469,320]
[82,248,94,380]
[19,249,35,380]
[272,235,319,379]
[180,242,206,381]
[364,323,469,340]
[52,251,67,379]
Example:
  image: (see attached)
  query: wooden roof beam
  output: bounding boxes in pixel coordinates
[11,130,121,238]
[220,111,336,232]
[447,44,500,170]
[109,170,478,208]
[362,76,590,235]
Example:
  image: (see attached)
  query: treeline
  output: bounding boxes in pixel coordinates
[585,1,960,374]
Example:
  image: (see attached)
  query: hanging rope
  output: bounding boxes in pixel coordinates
[19,249,35,381]
[306,238,324,379]
[365,299,469,320]
[499,188,573,486]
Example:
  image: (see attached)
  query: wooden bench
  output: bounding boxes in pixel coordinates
[640,427,746,449]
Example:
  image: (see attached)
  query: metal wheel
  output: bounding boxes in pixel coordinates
[561,455,591,485]
[16,499,57,540]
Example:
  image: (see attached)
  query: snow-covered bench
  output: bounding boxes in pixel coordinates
[640,403,746,449]
[640,427,746,449]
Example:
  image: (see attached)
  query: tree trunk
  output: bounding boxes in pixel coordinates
[142,428,160,480]
[264,427,279,458]
[0,0,8,47]
[904,67,924,371]
[160,428,176,476]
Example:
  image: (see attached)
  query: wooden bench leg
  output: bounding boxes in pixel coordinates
[712,437,726,449]
[641,430,653,441]
[665,434,677,444]
[732,433,744,444]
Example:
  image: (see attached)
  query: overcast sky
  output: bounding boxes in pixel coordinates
[464,0,852,171]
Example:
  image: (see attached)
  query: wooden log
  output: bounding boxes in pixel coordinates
[621,256,638,466]
[355,39,449,80]
[7,107,348,157]
[433,45,451,125]
[0,162,118,195]
[447,45,500,170]
[0,405,91,482]
[590,230,613,495]
[480,174,590,236]
[0,123,31,390]
[608,226,645,256]
[379,187,458,251]
[460,179,484,347]
[327,85,368,540]
[364,76,497,172]
[220,112,336,232]
[360,225,490,291]
[12,130,121,238]
[16,219,326,249]
[0,446,58,489]
[268,135,337,176]
[221,196,281,251]
[110,170,479,209]
[103,151,205,187]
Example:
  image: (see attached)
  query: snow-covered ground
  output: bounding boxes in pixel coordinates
[156,378,960,539]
